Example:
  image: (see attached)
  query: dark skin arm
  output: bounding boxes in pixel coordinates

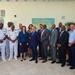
[0,35,6,43]
[8,36,18,43]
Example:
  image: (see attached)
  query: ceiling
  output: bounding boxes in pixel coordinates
[0,0,75,2]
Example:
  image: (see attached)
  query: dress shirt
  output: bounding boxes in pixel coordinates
[69,29,75,43]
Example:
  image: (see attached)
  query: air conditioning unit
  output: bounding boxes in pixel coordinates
[0,10,5,17]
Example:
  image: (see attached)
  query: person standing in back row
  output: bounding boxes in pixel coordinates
[8,25,18,61]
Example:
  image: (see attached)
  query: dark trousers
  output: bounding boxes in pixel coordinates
[58,46,66,65]
[68,47,72,65]
[69,44,75,67]
[38,42,42,57]
[31,45,38,62]
[18,44,20,57]
[42,43,48,61]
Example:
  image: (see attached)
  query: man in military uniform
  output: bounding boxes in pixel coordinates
[8,25,18,61]
[0,22,6,61]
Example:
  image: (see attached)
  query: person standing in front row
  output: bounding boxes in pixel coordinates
[18,26,29,61]
[29,26,39,63]
[68,24,75,69]
[8,25,18,61]
[41,24,49,63]
[0,23,6,61]
[57,25,69,67]
[6,22,12,57]
[50,24,58,64]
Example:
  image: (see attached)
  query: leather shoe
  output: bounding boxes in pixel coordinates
[56,61,61,64]
[70,67,75,70]
[61,64,65,67]
[35,60,38,63]
[29,59,35,61]
[48,59,52,61]
[51,61,56,64]
[42,60,47,63]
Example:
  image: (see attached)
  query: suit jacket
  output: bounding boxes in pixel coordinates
[38,29,43,41]
[41,29,49,45]
[50,29,58,45]
[30,31,39,46]
[57,30,69,48]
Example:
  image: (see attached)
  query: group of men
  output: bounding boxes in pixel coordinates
[38,22,75,70]
[0,22,18,61]
[0,22,75,70]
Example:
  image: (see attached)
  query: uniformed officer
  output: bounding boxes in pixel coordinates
[0,22,6,61]
[8,25,18,61]
[5,22,12,57]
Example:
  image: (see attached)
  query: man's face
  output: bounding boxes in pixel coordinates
[59,22,62,27]
[70,24,75,31]
[11,25,15,30]
[0,23,3,29]
[32,27,36,32]
[40,25,43,29]
[19,24,22,29]
[8,22,11,27]
[52,24,55,29]
[61,26,65,31]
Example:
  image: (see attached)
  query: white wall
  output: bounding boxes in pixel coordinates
[0,2,75,28]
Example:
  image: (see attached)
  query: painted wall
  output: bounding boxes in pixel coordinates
[0,2,75,28]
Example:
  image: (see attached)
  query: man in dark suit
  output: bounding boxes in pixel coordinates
[56,22,62,34]
[29,26,39,63]
[57,25,69,67]
[38,24,43,58]
[41,24,49,63]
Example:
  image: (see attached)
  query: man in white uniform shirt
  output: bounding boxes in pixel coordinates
[8,25,18,61]
[0,23,6,61]
[6,22,12,57]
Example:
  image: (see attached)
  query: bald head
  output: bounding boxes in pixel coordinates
[59,22,62,27]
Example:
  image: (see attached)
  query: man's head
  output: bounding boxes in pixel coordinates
[32,26,36,32]
[59,22,62,27]
[19,23,22,29]
[70,23,75,31]
[28,24,33,30]
[43,24,47,29]
[61,25,66,31]
[52,24,56,29]
[0,22,3,29]
[39,24,43,29]
[11,25,15,31]
[7,22,11,27]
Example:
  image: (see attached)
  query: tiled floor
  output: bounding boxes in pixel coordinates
[0,57,75,75]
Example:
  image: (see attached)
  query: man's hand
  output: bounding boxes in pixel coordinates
[0,40,3,43]
[68,43,72,47]
[20,43,22,46]
[57,44,61,47]
[52,44,55,47]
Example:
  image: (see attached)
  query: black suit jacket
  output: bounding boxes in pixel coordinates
[57,30,69,48]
